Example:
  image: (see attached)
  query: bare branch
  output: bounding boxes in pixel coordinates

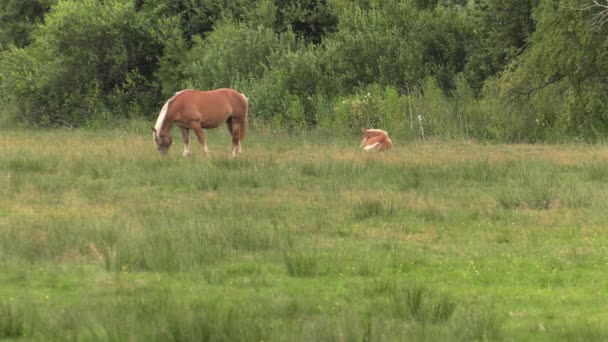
[581,0,608,31]
[512,73,565,98]
[580,0,608,11]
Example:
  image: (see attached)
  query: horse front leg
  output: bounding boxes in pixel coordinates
[180,127,191,157]
[360,137,368,149]
[192,126,209,156]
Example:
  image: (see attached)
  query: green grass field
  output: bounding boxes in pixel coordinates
[2,126,608,341]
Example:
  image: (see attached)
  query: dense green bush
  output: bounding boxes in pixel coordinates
[1,0,608,142]
[323,3,469,94]
[180,21,296,91]
[255,45,336,126]
[0,0,173,126]
[323,4,416,92]
[136,0,254,41]
[0,0,56,49]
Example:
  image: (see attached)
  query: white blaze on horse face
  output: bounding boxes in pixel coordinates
[154,101,170,140]
[153,90,191,148]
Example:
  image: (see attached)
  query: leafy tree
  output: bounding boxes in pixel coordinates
[180,21,297,91]
[464,0,539,94]
[246,0,279,29]
[324,5,412,91]
[136,0,254,43]
[274,0,338,43]
[0,0,176,125]
[324,2,470,93]
[411,5,471,91]
[0,0,56,49]
[412,0,468,10]
[483,0,608,141]
[137,0,336,44]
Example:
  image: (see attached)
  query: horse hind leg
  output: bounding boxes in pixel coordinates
[231,130,242,156]
[228,119,243,157]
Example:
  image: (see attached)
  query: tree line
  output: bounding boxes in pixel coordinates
[1,0,607,142]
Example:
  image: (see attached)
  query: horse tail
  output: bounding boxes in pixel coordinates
[239,92,248,141]
[239,94,249,140]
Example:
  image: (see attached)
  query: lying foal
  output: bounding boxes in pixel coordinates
[360,129,393,152]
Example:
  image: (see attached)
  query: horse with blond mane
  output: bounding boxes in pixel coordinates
[152,88,248,157]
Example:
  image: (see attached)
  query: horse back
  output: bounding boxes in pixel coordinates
[170,88,248,127]
[202,88,247,114]
[361,129,392,151]
[362,129,389,140]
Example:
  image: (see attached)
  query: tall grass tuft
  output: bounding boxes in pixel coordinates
[284,250,319,277]
[353,198,395,219]
[584,162,608,182]
[112,220,280,273]
[448,302,503,341]
[0,301,24,339]
[496,160,560,210]
[4,153,58,174]
[391,285,456,324]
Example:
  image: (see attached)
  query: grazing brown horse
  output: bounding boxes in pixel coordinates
[152,88,248,157]
[360,129,393,152]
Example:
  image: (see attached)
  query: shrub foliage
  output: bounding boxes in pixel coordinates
[1,0,607,141]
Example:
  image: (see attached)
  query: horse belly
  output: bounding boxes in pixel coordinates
[183,107,227,129]
[197,101,233,128]
[200,121,222,129]
[199,111,229,128]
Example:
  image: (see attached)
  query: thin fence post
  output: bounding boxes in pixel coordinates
[418,114,426,141]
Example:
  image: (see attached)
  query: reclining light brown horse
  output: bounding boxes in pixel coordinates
[360,129,393,152]
[152,88,248,157]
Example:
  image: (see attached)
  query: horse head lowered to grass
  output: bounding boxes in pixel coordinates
[152,88,248,157]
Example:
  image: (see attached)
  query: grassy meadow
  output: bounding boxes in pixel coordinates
[2,125,608,341]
